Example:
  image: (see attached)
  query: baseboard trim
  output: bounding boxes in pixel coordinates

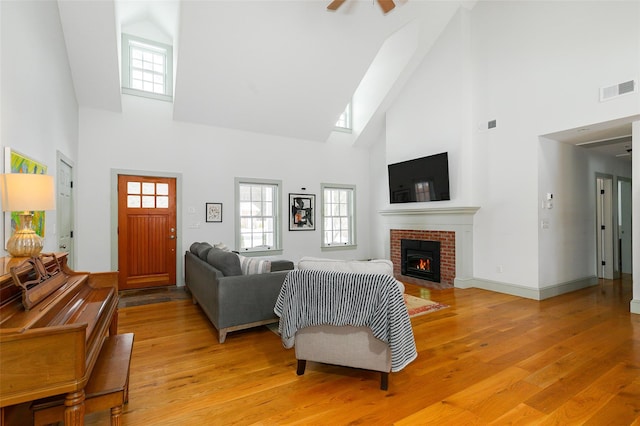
[456,276,598,300]
[631,299,640,315]
[538,276,599,300]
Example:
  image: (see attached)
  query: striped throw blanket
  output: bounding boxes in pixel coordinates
[274,269,417,372]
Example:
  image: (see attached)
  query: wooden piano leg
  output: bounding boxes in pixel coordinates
[109,311,119,335]
[64,390,85,425]
[110,405,122,426]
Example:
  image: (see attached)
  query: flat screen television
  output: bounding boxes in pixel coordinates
[388,152,450,203]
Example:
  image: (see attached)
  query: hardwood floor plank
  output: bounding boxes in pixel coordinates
[80,277,638,425]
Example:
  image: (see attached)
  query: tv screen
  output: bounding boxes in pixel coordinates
[388,152,450,203]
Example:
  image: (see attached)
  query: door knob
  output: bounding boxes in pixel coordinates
[59,245,67,249]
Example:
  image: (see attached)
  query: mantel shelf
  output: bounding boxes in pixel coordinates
[378,206,480,216]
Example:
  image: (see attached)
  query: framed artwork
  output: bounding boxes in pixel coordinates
[206,203,222,223]
[289,193,315,231]
[4,148,48,248]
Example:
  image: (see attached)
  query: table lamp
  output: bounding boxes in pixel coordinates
[0,173,55,257]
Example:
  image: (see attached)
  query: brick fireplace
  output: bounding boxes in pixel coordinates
[391,229,455,288]
[379,207,478,289]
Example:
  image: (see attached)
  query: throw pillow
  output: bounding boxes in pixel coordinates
[206,248,242,276]
[237,255,271,275]
[213,242,230,251]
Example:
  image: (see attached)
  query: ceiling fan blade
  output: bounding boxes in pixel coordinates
[378,0,396,13]
[327,0,347,11]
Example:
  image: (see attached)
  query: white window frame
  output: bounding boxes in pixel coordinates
[334,102,352,133]
[235,177,282,255]
[321,183,356,250]
[121,34,173,102]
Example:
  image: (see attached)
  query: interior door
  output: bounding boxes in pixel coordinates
[118,175,177,290]
[596,176,614,279]
[57,157,74,267]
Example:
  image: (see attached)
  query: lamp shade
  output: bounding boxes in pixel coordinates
[0,173,55,212]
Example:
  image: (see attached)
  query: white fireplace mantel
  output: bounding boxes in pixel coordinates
[378,206,480,216]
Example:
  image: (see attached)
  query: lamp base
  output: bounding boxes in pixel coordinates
[7,213,44,257]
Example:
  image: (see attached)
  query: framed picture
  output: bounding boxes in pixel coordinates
[289,193,315,231]
[206,203,222,223]
[4,148,48,249]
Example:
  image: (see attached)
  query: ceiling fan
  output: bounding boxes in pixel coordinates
[327,0,396,14]
[616,147,632,158]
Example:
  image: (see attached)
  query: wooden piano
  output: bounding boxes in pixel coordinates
[0,253,120,425]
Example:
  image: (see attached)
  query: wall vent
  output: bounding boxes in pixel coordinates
[600,80,637,101]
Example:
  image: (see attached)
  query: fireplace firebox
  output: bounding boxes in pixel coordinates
[401,239,441,283]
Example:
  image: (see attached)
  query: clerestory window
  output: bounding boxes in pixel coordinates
[122,34,173,102]
[335,102,352,132]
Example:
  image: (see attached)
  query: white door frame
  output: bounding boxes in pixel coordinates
[56,151,75,267]
[618,177,632,275]
[109,168,184,286]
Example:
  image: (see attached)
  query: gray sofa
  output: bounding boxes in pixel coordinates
[185,242,293,343]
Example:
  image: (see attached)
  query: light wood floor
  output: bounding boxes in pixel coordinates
[84,276,639,425]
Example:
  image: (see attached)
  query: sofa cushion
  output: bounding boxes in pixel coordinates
[190,242,203,254]
[238,255,271,275]
[195,242,214,260]
[298,257,394,276]
[206,248,242,276]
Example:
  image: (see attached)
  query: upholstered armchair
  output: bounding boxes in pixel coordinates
[274,259,416,390]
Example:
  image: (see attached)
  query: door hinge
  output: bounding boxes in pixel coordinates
[600,189,605,194]
[601,225,606,230]
[70,231,73,238]
[70,181,73,189]
[601,261,606,266]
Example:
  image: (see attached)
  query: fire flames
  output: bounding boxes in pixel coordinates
[417,258,431,271]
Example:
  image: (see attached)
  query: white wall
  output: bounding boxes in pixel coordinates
[76,96,372,274]
[372,1,640,296]
[0,0,79,254]
[472,1,639,290]
[385,8,473,207]
[538,139,631,289]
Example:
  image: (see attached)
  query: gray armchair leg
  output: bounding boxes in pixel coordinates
[296,360,307,376]
[380,372,389,390]
[218,330,227,343]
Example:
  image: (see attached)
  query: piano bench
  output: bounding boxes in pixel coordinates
[31,333,134,426]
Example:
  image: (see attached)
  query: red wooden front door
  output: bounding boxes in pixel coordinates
[117,175,177,290]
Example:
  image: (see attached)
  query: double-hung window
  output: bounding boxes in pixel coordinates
[235,178,282,254]
[321,183,356,248]
[121,34,173,102]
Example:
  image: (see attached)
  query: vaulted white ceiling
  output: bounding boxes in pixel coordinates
[56,0,466,143]
[56,0,635,157]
